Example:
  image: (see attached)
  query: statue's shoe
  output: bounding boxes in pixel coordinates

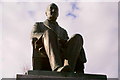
[56,65,73,72]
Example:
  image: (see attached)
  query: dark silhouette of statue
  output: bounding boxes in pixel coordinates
[31,3,87,73]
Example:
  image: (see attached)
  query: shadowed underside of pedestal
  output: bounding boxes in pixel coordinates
[16,70,107,80]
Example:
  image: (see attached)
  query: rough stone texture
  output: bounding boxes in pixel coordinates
[16,70,107,80]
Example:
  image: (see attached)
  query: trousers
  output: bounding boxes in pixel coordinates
[33,29,85,73]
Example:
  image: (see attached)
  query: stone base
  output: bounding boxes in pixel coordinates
[16,70,107,80]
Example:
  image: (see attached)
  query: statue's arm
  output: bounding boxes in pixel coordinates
[31,22,43,50]
[32,38,38,49]
[59,29,69,48]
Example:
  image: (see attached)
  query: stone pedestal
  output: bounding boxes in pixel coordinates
[16,70,107,80]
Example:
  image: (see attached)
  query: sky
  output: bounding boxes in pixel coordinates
[0,1,119,79]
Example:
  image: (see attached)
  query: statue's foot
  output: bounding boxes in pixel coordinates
[56,65,73,72]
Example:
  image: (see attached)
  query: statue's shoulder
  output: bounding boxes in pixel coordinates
[34,22,44,27]
[57,23,67,32]
[33,22,48,32]
[58,25,67,33]
[33,22,46,30]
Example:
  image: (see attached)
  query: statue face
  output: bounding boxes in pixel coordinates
[46,3,59,21]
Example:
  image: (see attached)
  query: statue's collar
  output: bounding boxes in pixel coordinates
[43,19,58,26]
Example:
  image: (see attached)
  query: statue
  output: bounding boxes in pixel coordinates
[31,3,87,73]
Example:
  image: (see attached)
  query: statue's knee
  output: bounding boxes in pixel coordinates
[73,34,83,45]
[74,34,83,40]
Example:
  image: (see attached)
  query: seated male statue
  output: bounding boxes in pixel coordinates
[31,3,87,73]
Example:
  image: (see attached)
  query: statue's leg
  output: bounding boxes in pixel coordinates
[75,47,87,73]
[74,55,85,73]
[65,34,83,72]
[42,29,63,71]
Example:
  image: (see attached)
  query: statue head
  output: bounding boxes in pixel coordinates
[45,3,59,21]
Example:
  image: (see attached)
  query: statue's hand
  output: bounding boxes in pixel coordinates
[35,38,43,50]
[32,38,38,45]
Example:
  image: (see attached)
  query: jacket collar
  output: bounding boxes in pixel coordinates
[43,19,58,26]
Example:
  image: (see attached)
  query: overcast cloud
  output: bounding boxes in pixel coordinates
[0,2,118,78]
